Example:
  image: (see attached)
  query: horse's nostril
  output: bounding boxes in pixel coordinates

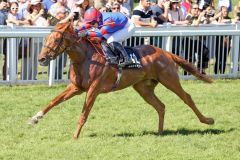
[38,56,50,66]
[38,57,46,62]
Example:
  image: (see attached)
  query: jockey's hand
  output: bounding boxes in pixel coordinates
[74,28,80,33]
[78,30,88,37]
[68,12,75,19]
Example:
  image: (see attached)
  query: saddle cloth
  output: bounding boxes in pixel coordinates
[101,42,142,69]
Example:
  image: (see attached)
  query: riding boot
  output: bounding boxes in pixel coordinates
[109,42,133,66]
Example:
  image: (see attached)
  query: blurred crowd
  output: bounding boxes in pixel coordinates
[0,0,132,27]
[0,0,239,27]
[131,0,240,27]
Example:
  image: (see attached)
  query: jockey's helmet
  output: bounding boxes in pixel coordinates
[84,7,102,24]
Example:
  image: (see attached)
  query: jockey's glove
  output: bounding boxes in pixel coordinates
[74,28,80,33]
[78,30,88,37]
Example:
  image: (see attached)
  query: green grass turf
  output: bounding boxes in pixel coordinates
[0,79,240,160]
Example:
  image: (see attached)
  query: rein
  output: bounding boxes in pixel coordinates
[84,37,105,57]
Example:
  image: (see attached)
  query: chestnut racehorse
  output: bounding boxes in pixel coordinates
[29,22,214,139]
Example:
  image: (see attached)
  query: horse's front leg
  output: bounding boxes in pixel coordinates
[73,81,100,139]
[28,83,83,124]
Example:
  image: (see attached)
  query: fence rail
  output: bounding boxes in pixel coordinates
[0,24,240,85]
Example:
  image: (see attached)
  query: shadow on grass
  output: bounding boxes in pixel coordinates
[112,128,235,137]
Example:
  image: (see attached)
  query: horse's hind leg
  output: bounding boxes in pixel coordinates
[28,83,83,124]
[157,70,214,125]
[133,80,166,134]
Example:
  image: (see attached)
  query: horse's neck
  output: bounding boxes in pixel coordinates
[67,39,94,64]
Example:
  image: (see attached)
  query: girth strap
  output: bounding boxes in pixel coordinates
[112,66,122,90]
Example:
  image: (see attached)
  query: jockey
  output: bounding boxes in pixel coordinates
[75,7,135,66]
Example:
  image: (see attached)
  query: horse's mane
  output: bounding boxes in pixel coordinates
[55,21,74,33]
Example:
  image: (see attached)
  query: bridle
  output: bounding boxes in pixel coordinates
[43,27,104,60]
[43,29,71,60]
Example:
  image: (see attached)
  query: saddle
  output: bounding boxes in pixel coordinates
[101,41,142,69]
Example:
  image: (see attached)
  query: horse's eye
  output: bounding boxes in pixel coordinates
[55,38,61,43]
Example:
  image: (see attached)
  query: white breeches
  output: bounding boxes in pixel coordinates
[103,20,135,44]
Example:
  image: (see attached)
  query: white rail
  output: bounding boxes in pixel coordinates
[0,24,239,86]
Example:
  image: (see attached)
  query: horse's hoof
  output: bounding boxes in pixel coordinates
[73,134,79,140]
[158,129,164,135]
[201,117,214,125]
[28,118,38,125]
[206,118,214,125]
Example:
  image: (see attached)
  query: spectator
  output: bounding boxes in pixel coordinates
[42,0,56,11]
[102,0,130,12]
[114,0,130,17]
[198,0,213,10]
[23,0,49,80]
[45,5,70,79]
[181,35,210,75]
[169,0,188,58]
[181,0,191,16]
[104,1,112,12]
[48,5,67,25]
[76,0,91,18]
[66,0,78,11]
[218,0,232,12]
[89,0,94,6]
[232,1,240,23]
[25,0,49,26]
[150,0,169,48]
[131,0,157,46]
[214,5,231,74]
[1,0,29,80]
[73,0,91,26]
[185,3,201,25]
[0,0,8,25]
[121,0,131,13]
[168,0,188,25]
[199,5,216,24]
[191,5,217,25]
[0,0,8,80]
[216,5,232,24]
[17,0,29,20]
[48,0,70,17]
[131,0,157,27]
[124,0,133,11]
[94,0,106,8]
[183,3,210,74]
[111,1,121,12]
[93,1,108,12]
[6,1,29,25]
[6,1,36,80]
[151,0,170,24]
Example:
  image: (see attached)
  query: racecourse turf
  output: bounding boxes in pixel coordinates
[0,79,239,160]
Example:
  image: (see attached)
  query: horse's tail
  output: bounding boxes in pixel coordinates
[168,52,213,83]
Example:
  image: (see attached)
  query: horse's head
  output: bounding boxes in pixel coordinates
[38,21,74,66]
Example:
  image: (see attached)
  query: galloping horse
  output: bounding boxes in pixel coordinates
[29,22,214,139]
